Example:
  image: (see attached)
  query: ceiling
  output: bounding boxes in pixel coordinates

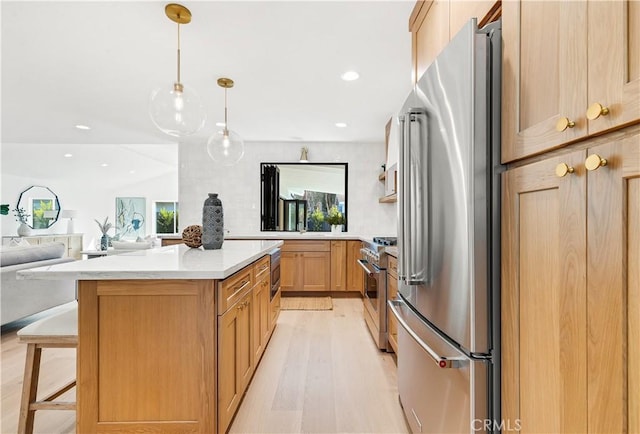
[1,1,414,149]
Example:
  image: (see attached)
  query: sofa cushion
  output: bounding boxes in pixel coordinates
[0,242,66,267]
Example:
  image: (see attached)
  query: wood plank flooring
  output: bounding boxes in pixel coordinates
[1,298,408,433]
[229,298,408,433]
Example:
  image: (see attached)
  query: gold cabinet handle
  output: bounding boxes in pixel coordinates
[585,154,608,171]
[556,117,576,132]
[586,102,610,120]
[555,162,575,177]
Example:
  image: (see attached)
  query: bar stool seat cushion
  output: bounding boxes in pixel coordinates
[17,302,77,338]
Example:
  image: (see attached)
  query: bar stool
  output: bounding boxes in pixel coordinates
[16,302,77,434]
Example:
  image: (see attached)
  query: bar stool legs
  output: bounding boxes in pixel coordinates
[17,342,76,434]
[16,303,78,434]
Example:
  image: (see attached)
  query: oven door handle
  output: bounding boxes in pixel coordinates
[357,259,382,276]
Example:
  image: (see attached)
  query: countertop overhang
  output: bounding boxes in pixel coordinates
[17,240,283,281]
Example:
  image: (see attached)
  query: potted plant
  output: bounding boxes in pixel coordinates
[326,205,344,233]
[308,207,325,232]
[13,207,32,236]
[95,217,113,250]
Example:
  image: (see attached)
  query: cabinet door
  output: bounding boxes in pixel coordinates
[502,150,587,433]
[411,0,450,83]
[330,240,347,290]
[301,252,330,291]
[387,272,398,354]
[586,134,640,433]
[68,234,83,259]
[502,0,588,162]
[587,0,640,135]
[218,291,253,434]
[53,236,70,257]
[252,277,270,363]
[346,240,364,293]
[270,288,281,330]
[237,292,253,393]
[280,252,298,291]
[449,0,498,38]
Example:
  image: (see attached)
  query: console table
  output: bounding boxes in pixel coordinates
[2,234,83,259]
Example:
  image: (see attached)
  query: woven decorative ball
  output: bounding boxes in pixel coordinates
[182,225,203,248]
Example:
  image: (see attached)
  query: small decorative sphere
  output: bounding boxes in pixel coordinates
[182,225,203,248]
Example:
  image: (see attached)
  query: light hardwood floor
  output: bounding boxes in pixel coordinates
[230,298,408,433]
[1,298,408,434]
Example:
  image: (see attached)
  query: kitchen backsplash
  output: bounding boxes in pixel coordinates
[179,140,396,236]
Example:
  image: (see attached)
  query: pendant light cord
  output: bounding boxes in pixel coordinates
[224,88,229,136]
[176,23,181,84]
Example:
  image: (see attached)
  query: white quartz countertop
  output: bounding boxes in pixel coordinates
[17,240,283,281]
[160,233,395,243]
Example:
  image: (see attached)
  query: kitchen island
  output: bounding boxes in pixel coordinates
[18,240,283,434]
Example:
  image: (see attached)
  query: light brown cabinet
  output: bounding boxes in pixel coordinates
[218,289,253,434]
[252,257,271,364]
[270,287,281,331]
[281,241,331,291]
[502,129,640,433]
[386,255,398,354]
[502,0,640,163]
[330,240,347,290]
[346,240,364,293]
[410,0,450,83]
[410,0,499,83]
[160,237,184,246]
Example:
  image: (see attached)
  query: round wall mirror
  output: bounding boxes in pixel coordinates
[16,185,61,230]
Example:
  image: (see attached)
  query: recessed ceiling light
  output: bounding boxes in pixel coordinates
[215,122,226,127]
[129,170,136,174]
[341,71,359,81]
[75,124,91,130]
[64,153,73,158]
[101,163,108,167]
[335,122,348,128]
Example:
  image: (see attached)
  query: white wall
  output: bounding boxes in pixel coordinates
[179,141,397,236]
[1,169,178,249]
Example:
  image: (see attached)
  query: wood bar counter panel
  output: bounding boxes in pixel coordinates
[77,279,216,433]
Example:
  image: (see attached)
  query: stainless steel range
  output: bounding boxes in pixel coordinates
[358,237,396,351]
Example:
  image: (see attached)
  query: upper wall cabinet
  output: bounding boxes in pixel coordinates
[410,0,450,83]
[410,0,500,83]
[502,0,640,163]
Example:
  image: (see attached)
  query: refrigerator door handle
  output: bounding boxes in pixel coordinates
[389,300,467,369]
[405,109,428,285]
[398,114,408,282]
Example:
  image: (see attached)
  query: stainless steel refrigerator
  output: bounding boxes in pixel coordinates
[388,18,502,433]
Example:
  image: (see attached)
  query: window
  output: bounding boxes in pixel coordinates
[154,201,179,234]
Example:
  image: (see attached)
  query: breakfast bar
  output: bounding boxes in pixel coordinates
[18,240,283,433]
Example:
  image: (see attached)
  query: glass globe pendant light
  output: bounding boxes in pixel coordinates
[149,3,206,137]
[207,78,245,166]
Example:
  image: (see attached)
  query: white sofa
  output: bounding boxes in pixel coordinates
[1,242,77,326]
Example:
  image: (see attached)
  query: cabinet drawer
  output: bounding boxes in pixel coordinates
[281,240,330,252]
[218,266,253,314]
[253,256,270,281]
[387,256,398,278]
